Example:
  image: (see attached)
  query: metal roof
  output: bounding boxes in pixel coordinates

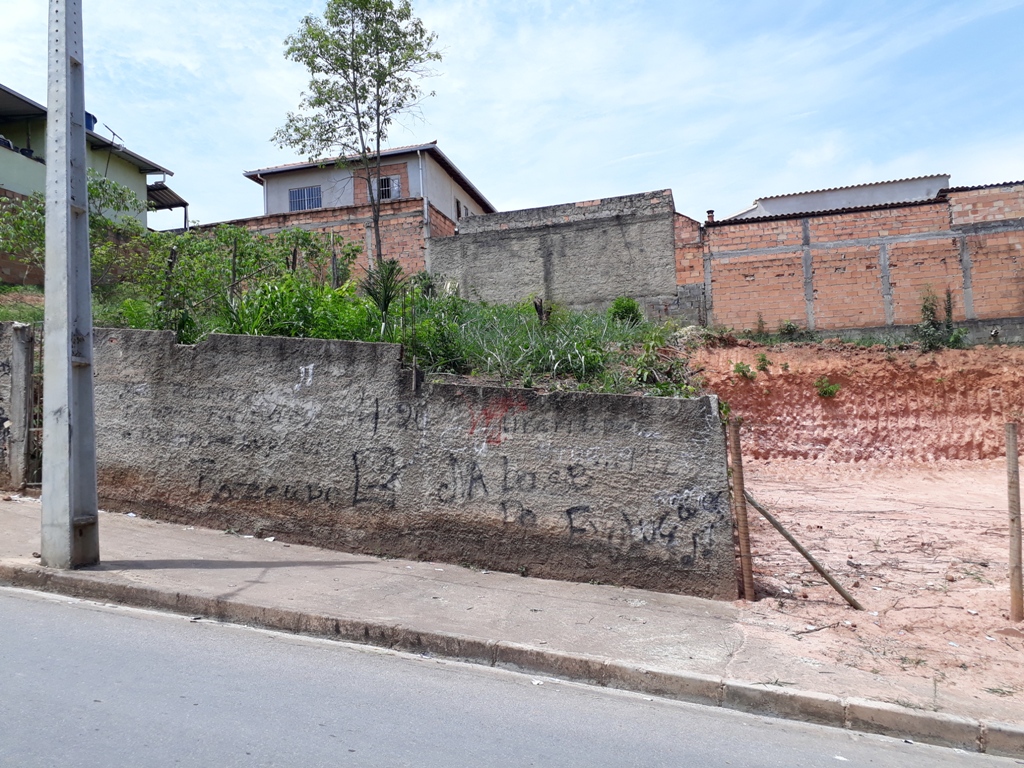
[244,141,496,214]
[147,181,188,211]
[725,174,950,222]
[755,174,951,202]
[707,196,947,227]
[0,82,172,176]
[88,132,173,176]
[945,180,1024,193]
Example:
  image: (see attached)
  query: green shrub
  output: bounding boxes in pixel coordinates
[732,361,756,380]
[814,376,841,398]
[608,296,644,326]
[755,353,772,372]
[915,288,968,351]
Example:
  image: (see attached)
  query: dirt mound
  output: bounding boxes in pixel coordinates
[693,343,1024,463]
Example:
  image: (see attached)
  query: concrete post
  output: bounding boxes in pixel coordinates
[8,323,35,488]
[41,0,100,569]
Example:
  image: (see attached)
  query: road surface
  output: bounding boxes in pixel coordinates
[0,587,1016,767]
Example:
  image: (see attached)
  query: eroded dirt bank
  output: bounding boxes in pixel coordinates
[693,343,1024,463]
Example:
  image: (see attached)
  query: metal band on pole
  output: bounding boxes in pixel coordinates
[41,0,99,568]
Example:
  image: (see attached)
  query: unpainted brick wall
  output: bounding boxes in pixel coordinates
[697,184,1024,331]
[228,198,428,276]
[352,162,412,208]
[90,329,737,599]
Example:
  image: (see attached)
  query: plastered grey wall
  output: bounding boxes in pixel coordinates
[430,190,679,314]
[0,323,14,486]
[92,329,736,599]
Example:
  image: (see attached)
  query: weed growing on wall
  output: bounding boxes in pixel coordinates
[737,318,818,346]
[915,288,967,351]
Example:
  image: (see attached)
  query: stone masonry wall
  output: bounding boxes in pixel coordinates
[688,182,1024,336]
[90,329,736,599]
[430,191,681,315]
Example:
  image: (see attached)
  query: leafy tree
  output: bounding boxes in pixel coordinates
[0,169,148,288]
[273,0,441,266]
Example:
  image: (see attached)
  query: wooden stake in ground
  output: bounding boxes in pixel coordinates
[1007,423,1023,622]
[729,420,756,601]
[744,491,864,612]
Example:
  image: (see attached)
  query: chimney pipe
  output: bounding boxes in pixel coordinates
[706,209,715,223]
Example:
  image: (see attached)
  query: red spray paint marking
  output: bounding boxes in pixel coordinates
[466,394,528,446]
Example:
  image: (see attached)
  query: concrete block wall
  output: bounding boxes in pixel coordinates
[90,329,736,599]
[429,191,682,315]
[695,182,1024,333]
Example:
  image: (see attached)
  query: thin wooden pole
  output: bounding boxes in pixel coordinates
[744,490,865,611]
[1007,423,1023,622]
[729,420,756,601]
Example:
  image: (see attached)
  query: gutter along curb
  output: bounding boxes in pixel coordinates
[2,562,1021,758]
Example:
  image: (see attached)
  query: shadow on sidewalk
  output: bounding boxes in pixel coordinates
[87,559,379,571]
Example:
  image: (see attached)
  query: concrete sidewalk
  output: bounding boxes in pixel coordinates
[1,498,1021,758]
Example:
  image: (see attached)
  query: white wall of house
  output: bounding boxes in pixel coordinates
[258,151,485,223]
[264,165,355,214]
[423,153,485,222]
[0,116,151,224]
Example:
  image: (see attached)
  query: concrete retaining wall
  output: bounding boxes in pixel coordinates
[430,191,680,316]
[90,329,736,599]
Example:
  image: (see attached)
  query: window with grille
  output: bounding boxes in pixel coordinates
[373,175,401,201]
[288,185,322,212]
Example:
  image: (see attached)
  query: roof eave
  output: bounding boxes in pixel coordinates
[88,130,173,176]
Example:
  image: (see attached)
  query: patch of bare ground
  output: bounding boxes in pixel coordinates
[0,294,43,308]
[692,342,1023,722]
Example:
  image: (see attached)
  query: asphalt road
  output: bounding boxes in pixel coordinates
[0,587,1018,768]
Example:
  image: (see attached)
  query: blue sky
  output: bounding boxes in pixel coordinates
[3,0,1023,229]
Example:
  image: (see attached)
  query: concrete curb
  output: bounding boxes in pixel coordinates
[3,562,1022,758]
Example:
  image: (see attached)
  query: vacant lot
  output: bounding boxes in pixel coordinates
[693,342,1023,721]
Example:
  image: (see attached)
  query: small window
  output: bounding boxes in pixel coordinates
[373,175,401,201]
[289,185,322,212]
[456,200,463,220]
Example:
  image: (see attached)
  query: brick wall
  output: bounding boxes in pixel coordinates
[352,162,412,208]
[674,213,702,286]
[0,188,29,203]
[225,198,428,277]
[694,183,1024,332]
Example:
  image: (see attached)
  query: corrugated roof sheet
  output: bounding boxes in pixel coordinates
[945,180,1024,193]
[706,196,947,227]
[757,174,950,202]
[147,181,188,210]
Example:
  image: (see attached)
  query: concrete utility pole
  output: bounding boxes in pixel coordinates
[41,0,100,568]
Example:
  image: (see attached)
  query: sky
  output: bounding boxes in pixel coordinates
[2,0,1024,230]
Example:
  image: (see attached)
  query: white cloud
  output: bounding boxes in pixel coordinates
[3,0,1024,227]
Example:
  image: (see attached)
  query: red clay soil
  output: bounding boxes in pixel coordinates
[690,341,1024,720]
[738,460,1024,723]
[692,342,1024,463]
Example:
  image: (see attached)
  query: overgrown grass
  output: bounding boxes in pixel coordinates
[737,315,819,346]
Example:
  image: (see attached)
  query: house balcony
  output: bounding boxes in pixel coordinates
[0,144,45,197]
